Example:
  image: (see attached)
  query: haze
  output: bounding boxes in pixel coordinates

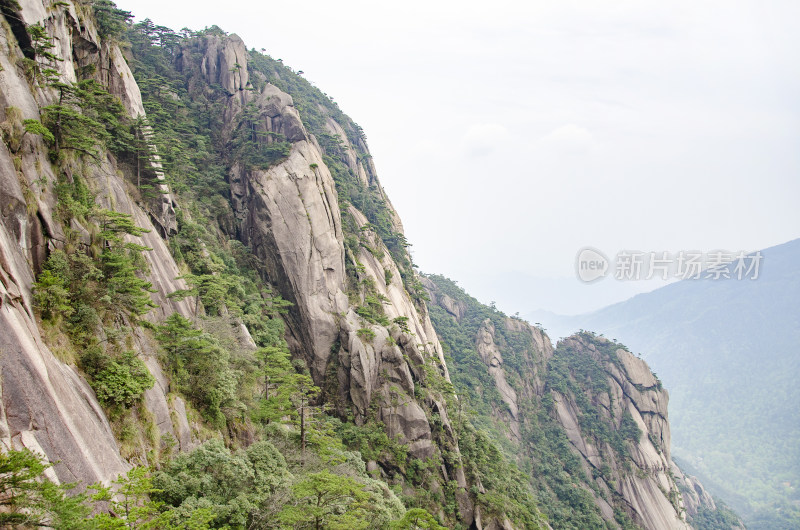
[119,0,800,315]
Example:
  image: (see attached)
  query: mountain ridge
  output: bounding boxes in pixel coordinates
[0,1,741,527]
[531,238,800,527]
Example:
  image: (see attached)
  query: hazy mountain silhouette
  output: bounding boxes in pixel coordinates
[529,238,800,527]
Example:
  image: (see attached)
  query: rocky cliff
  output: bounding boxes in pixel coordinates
[425,275,738,529]
[170,28,468,491]
[0,0,192,487]
[0,1,737,528]
[0,1,485,525]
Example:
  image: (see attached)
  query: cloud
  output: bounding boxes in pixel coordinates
[461,123,509,157]
[538,124,596,155]
[121,0,800,314]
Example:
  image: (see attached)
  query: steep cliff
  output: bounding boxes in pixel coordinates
[0,1,739,528]
[0,0,194,488]
[425,275,741,529]
[159,29,480,519]
[0,2,513,527]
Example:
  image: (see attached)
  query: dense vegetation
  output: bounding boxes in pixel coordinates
[121,17,551,529]
[5,2,745,529]
[426,275,629,528]
[537,238,800,528]
[14,6,447,529]
[6,5,547,528]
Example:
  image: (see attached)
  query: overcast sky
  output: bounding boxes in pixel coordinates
[119,0,800,315]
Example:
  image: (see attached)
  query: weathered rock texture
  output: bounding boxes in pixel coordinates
[426,277,720,530]
[554,335,689,529]
[0,2,723,529]
[0,0,193,485]
[0,8,476,521]
[173,34,463,470]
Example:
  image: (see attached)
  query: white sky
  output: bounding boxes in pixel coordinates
[119,0,800,315]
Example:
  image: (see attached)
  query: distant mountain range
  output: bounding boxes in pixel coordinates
[530,238,800,528]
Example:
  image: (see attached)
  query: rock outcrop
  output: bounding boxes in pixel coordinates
[0,9,477,521]
[426,275,723,529]
[0,2,729,528]
[476,319,520,436]
[0,0,193,486]
[554,335,689,529]
[175,34,461,463]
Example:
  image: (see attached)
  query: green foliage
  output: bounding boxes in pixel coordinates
[393,316,410,333]
[613,507,639,529]
[425,275,610,528]
[153,439,288,528]
[334,418,408,466]
[389,508,447,530]
[27,23,57,60]
[88,466,215,529]
[357,327,376,342]
[125,21,231,202]
[91,0,133,39]
[25,23,61,83]
[0,449,216,529]
[278,470,373,529]
[22,118,54,142]
[33,264,73,321]
[33,187,157,412]
[547,333,641,459]
[152,436,404,529]
[33,206,157,337]
[169,272,243,316]
[691,499,745,529]
[251,342,319,442]
[0,448,90,528]
[619,411,643,442]
[354,279,390,326]
[253,345,295,424]
[156,313,241,428]
[160,213,293,360]
[89,350,155,407]
[42,80,135,159]
[456,423,546,528]
[99,242,158,318]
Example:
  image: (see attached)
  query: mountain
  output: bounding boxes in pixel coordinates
[0,0,738,527]
[531,239,800,528]
[425,275,743,529]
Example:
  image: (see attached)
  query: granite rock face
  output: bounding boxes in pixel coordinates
[554,336,689,529]
[0,6,474,519]
[0,3,725,528]
[426,277,721,529]
[476,319,520,436]
[0,0,193,486]
[175,35,463,468]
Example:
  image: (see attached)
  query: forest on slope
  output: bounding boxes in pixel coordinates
[1,1,545,526]
[533,240,800,528]
[0,0,741,528]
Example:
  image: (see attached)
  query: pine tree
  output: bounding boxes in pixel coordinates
[0,448,90,528]
[277,470,372,530]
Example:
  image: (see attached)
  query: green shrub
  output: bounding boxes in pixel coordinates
[357,328,376,342]
[153,439,289,528]
[90,351,154,407]
[156,313,241,428]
